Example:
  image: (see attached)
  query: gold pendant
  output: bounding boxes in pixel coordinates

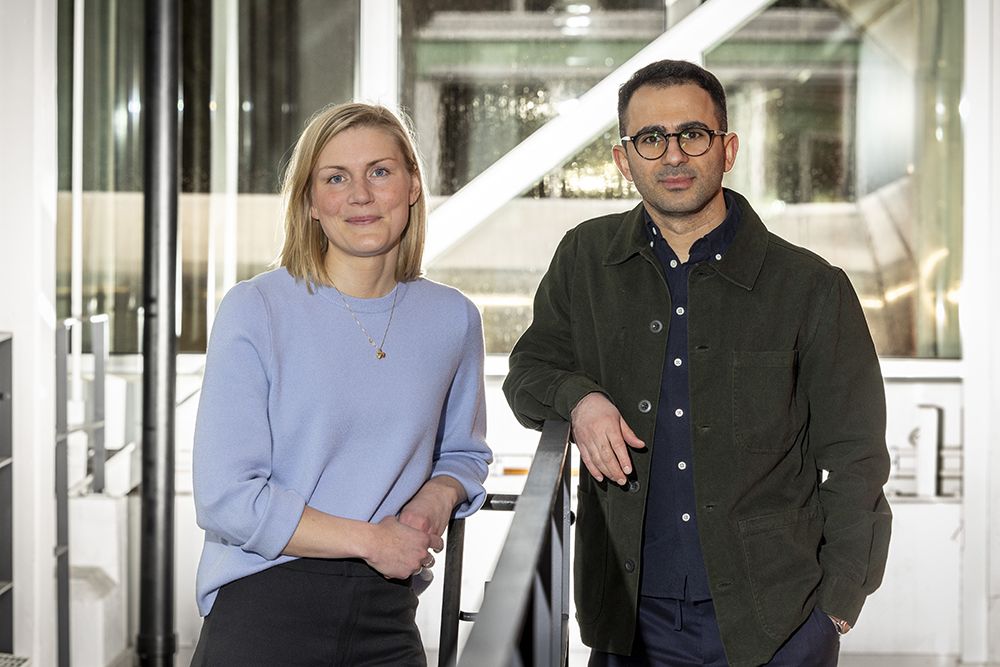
[332,282,397,363]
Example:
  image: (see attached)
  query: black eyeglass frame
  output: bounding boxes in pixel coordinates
[621,129,728,160]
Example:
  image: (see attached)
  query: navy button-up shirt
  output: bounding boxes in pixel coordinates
[640,192,741,601]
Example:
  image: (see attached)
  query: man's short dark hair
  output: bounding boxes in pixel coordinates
[617,60,728,136]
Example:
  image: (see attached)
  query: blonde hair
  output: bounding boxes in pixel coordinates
[276,103,426,289]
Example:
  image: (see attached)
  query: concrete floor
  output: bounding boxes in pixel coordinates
[424,648,960,666]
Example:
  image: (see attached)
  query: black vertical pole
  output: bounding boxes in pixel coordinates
[55,324,71,667]
[138,0,178,665]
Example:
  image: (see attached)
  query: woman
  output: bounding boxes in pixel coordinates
[190,103,492,666]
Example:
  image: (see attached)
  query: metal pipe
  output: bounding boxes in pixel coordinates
[439,518,466,667]
[55,322,73,667]
[137,0,179,664]
[91,315,108,493]
[0,333,12,654]
[483,494,518,512]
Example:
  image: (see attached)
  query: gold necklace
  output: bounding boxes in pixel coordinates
[332,282,398,359]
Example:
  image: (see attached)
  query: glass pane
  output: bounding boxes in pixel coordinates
[58,0,359,353]
[402,1,666,196]
[57,0,963,359]
[406,1,667,354]
[707,0,962,357]
[192,0,358,351]
[57,0,146,354]
[236,0,357,195]
[425,127,640,354]
[426,0,963,359]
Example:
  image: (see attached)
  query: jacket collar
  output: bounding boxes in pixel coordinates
[603,188,767,291]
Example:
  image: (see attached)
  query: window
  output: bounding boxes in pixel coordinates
[58,0,963,359]
[418,0,964,358]
[58,0,359,353]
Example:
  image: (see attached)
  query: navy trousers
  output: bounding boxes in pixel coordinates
[190,558,425,667]
[589,597,839,667]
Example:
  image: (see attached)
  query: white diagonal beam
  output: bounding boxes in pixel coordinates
[424,0,773,262]
[359,0,399,107]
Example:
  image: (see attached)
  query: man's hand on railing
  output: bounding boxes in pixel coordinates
[570,392,646,486]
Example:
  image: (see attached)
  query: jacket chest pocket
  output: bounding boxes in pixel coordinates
[732,350,800,453]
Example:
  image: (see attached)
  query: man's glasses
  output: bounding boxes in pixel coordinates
[621,129,727,160]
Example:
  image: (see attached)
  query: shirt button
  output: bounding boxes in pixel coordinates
[678,461,687,470]
[670,259,678,268]
[638,399,652,413]
[624,559,636,573]
[676,306,685,316]
[675,408,684,418]
[649,320,663,333]
[682,513,691,522]
[715,253,723,261]
[649,241,654,248]
[673,358,682,367]
[628,480,641,493]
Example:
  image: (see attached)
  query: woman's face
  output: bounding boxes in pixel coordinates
[309,126,421,270]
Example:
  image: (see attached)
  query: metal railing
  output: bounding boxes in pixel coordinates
[440,419,573,667]
[55,315,108,667]
[56,316,110,495]
[0,333,12,654]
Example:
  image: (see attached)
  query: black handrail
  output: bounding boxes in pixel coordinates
[440,419,572,667]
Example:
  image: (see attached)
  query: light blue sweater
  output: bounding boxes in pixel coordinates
[193,268,492,615]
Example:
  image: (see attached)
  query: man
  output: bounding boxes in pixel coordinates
[503,60,891,667]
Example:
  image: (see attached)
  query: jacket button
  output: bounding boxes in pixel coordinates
[638,400,652,413]
[624,559,635,573]
[649,319,663,333]
[628,480,640,493]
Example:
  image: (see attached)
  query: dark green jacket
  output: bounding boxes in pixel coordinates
[503,190,891,667]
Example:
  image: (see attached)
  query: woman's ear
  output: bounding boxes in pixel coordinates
[409,173,422,206]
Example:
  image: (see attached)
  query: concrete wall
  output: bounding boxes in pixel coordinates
[0,0,59,663]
